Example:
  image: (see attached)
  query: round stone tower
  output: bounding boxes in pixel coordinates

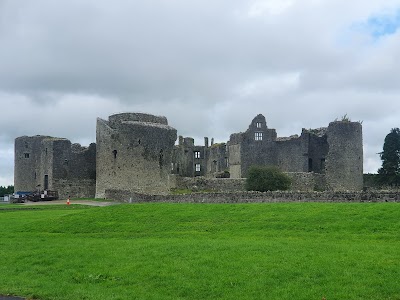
[325,121,363,191]
[96,113,177,198]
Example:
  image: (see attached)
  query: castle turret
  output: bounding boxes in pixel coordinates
[325,121,363,191]
[96,113,177,198]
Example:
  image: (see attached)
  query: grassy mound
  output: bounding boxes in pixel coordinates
[0,203,399,299]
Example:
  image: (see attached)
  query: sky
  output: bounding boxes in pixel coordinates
[1,0,400,186]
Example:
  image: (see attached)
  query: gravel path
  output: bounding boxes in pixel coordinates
[21,200,120,207]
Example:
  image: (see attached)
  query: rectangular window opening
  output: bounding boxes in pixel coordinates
[255,132,263,141]
[256,122,262,128]
[24,153,30,159]
[194,151,201,159]
[195,164,201,172]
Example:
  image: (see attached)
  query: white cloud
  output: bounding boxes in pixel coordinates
[247,0,294,16]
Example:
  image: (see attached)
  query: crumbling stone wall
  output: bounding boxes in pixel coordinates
[14,136,96,198]
[234,114,278,178]
[15,136,48,192]
[306,128,329,174]
[286,172,319,191]
[325,121,363,191]
[15,112,363,197]
[53,179,96,199]
[174,176,246,192]
[172,137,228,178]
[172,172,326,193]
[207,142,228,176]
[226,114,363,191]
[276,136,308,172]
[105,189,400,203]
[96,113,177,198]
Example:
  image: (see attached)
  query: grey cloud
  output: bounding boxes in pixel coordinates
[1,0,400,185]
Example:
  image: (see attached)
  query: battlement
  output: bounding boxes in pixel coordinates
[109,113,168,127]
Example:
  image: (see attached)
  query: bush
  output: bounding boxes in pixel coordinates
[216,170,230,178]
[245,166,291,192]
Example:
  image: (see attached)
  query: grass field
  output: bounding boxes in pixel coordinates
[0,202,399,300]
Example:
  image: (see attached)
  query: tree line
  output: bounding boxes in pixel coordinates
[377,128,400,186]
[366,128,400,188]
[0,185,14,197]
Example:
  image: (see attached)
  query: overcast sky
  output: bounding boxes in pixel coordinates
[1,0,400,186]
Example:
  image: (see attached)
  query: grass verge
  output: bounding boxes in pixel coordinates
[0,203,399,300]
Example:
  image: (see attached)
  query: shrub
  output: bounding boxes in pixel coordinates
[245,166,291,192]
[216,170,230,178]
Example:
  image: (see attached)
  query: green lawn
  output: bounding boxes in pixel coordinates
[0,202,399,300]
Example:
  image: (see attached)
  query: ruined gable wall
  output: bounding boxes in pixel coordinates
[239,115,278,177]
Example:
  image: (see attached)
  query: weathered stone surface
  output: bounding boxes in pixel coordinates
[95,113,177,198]
[105,189,400,203]
[325,121,363,191]
[15,112,364,198]
[14,136,96,198]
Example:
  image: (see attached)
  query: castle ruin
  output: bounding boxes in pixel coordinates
[14,135,96,199]
[14,112,363,198]
[96,113,177,198]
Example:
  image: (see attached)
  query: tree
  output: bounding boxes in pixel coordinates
[245,166,291,192]
[0,185,14,197]
[378,128,400,186]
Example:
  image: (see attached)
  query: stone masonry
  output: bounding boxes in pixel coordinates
[14,135,96,199]
[173,114,363,191]
[14,112,363,198]
[95,113,177,198]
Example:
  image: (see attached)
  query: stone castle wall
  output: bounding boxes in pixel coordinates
[96,113,177,198]
[172,172,327,193]
[105,190,400,203]
[276,136,308,172]
[227,115,363,191]
[14,136,96,198]
[173,176,246,192]
[53,179,96,199]
[15,136,45,192]
[325,121,363,191]
[15,112,364,197]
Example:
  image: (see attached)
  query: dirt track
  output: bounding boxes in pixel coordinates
[21,200,120,207]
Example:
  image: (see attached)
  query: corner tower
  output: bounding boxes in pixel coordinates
[96,113,177,198]
[325,121,363,191]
